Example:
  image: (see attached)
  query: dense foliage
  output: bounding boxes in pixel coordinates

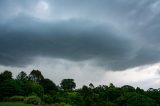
[0,70,160,106]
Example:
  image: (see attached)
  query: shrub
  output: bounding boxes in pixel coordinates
[44,95,53,104]
[9,96,25,102]
[24,96,41,105]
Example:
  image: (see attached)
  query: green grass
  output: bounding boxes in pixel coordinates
[0,102,71,106]
[0,102,34,106]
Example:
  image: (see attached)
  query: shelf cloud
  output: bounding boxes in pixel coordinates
[0,0,160,70]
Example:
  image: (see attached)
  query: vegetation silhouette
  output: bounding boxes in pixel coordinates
[0,70,160,106]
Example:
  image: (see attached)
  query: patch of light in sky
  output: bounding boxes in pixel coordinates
[34,1,51,20]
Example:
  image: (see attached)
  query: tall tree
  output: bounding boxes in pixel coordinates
[28,70,44,83]
[40,78,57,94]
[16,71,28,81]
[89,83,94,89]
[60,79,76,91]
[121,85,135,92]
[0,70,12,82]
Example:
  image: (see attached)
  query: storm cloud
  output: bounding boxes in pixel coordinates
[0,0,160,70]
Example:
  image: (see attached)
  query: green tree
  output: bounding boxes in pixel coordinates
[26,81,44,98]
[40,78,57,95]
[67,92,84,106]
[16,71,28,81]
[109,83,115,89]
[147,88,160,104]
[121,85,135,92]
[29,70,44,83]
[0,80,24,100]
[80,85,95,106]
[89,83,94,89]
[60,79,76,91]
[0,70,12,82]
[127,94,159,106]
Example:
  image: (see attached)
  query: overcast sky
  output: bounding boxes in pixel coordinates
[1,0,160,89]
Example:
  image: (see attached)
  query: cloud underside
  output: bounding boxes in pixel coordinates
[1,0,160,70]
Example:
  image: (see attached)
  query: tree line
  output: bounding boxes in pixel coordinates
[0,70,160,106]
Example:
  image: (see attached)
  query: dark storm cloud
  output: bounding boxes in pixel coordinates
[0,0,160,70]
[0,16,132,67]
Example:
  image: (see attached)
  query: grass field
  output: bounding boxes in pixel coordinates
[0,102,34,106]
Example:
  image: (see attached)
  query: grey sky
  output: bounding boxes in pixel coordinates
[0,0,160,88]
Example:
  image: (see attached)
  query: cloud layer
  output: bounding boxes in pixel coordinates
[1,0,160,70]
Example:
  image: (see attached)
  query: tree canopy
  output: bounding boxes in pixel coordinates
[60,79,76,91]
[0,70,160,106]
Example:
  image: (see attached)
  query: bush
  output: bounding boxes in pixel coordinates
[24,96,41,105]
[44,95,53,104]
[9,96,25,102]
